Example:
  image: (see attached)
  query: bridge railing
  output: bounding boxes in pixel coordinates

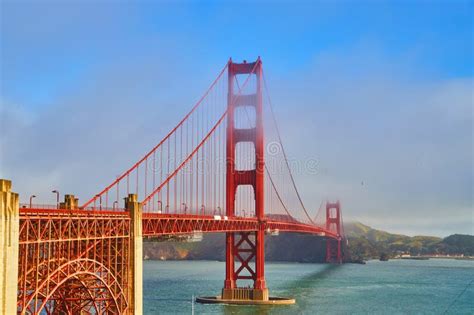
[20,204,127,214]
[20,204,321,228]
[18,204,339,241]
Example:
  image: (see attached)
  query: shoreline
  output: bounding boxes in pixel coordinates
[143,258,374,264]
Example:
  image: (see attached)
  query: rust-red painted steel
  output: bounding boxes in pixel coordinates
[224,58,267,291]
[18,208,131,314]
[254,58,266,290]
[141,214,338,238]
[20,208,339,238]
[17,206,340,314]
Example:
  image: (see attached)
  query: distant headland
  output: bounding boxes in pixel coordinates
[142,222,474,262]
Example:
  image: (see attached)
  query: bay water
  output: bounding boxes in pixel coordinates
[143,259,473,314]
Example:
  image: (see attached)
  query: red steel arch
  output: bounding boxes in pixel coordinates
[26,259,125,315]
[17,210,131,314]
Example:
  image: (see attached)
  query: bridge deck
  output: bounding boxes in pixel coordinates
[19,208,338,239]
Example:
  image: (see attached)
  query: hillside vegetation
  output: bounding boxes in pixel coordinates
[143,222,474,262]
[344,222,473,260]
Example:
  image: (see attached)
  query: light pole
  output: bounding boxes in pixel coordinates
[52,190,59,209]
[113,201,118,211]
[29,195,36,208]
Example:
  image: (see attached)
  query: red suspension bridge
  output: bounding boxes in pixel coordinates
[0,58,345,314]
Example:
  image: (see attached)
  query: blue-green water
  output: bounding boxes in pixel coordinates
[143,259,473,314]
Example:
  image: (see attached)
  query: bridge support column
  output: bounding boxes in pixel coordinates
[222,57,269,302]
[126,194,143,314]
[0,179,19,315]
[59,194,78,209]
[197,58,293,305]
[221,231,268,302]
[326,201,343,264]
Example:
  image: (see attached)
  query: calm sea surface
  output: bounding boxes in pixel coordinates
[143,259,473,314]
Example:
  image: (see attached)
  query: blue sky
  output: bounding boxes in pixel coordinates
[1,1,473,236]
[2,1,472,107]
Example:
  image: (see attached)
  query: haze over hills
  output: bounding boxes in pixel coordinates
[143,222,474,262]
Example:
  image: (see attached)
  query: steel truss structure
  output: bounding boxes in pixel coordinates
[17,209,131,314]
[142,214,337,237]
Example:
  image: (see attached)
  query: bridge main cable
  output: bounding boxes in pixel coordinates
[81,62,230,209]
[141,60,259,206]
[262,71,316,225]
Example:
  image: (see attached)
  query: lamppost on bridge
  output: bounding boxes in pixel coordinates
[29,195,36,208]
[52,190,59,209]
[113,201,118,211]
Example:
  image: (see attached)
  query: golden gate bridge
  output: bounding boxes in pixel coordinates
[0,57,344,314]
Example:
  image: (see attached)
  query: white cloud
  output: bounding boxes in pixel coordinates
[266,52,473,236]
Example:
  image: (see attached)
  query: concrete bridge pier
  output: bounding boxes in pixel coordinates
[126,194,143,314]
[59,194,79,209]
[0,179,19,315]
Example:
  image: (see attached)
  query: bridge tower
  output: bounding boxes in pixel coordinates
[222,57,269,301]
[326,201,343,263]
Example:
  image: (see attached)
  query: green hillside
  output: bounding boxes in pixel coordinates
[143,222,474,262]
[344,222,473,260]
